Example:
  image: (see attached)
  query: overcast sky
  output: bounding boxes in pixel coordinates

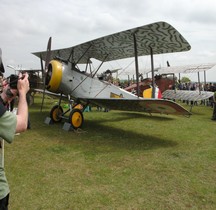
[1,0,216,81]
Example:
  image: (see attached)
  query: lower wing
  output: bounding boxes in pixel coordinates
[162,90,214,101]
[81,98,191,116]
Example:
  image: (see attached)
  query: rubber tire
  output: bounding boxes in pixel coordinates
[50,105,63,123]
[69,109,84,129]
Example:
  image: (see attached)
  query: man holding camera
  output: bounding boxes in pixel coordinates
[0,63,30,209]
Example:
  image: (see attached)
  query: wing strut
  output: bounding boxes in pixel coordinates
[70,54,109,94]
[172,73,176,93]
[133,33,140,97]
[197,71,201,94]
[67,48,74,63]
[75,44,92,65]
[92,54,109,78]
[204,70,206,89]
[150,47,155,98]
[85,58,92,76]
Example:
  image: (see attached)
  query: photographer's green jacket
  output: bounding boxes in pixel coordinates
[0,111,17,200]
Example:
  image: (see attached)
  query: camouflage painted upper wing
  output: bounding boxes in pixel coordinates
[33,21,191,64]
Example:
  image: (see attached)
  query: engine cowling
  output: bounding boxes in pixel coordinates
[46,60,63,92]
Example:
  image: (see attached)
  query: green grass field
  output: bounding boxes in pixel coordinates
[5,95,216,209]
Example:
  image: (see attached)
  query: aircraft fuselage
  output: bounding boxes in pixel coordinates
[46,60,138,100]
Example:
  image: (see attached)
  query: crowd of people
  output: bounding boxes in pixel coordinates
[176,81,216,92]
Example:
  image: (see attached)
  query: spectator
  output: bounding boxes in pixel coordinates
[0,72,29,209]
[211,91,216,120]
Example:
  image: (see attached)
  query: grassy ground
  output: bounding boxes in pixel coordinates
[5,95,216,209]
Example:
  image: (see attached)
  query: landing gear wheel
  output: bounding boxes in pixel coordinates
[69,109,84,129]
[50,105,63,123]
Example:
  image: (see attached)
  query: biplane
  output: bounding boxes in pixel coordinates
[32,21,192,129]
[157,63,216,101]
[125,63,216,103]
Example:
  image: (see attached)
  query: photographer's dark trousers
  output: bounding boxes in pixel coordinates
[0,194,9,210]
[211,102,216,120]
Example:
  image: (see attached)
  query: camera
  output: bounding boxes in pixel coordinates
[8,74,19,89]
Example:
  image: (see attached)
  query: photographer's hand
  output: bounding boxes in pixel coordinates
[16,73,30,133]
[17,73,30,95]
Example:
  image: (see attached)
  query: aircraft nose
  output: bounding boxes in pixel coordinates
[45,60,63,92]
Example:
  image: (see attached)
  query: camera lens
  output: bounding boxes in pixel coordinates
[9,74,18,89]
